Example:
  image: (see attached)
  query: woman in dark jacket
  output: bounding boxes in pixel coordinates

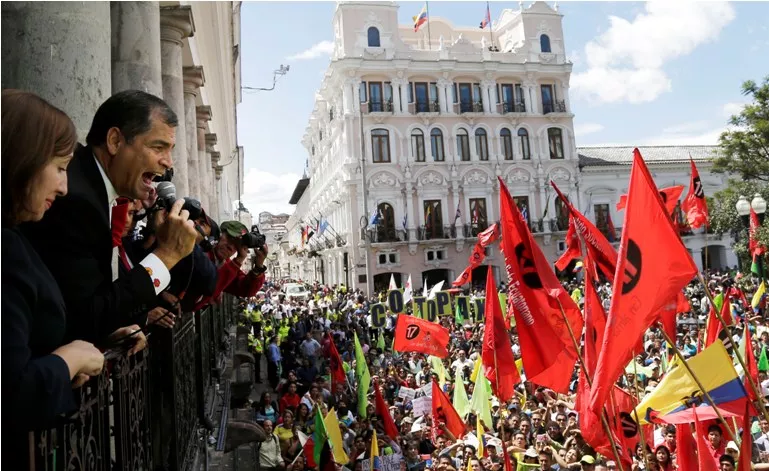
[1,90,106,459]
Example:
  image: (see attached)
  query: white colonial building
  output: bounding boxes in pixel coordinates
[279,1,736,294]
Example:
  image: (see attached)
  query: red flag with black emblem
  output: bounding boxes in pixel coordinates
[327,333,347,390]
[499,177,583,393]
[478,223,500,247]
[616,185,684,216]
[468,242,486,267]
[681,158,710,229]
[551,182,618,281]
[481,266,521,401]
[393,315,450,358]
[555,215,582,272]
[452,265,473,287]
[589,149,698,414]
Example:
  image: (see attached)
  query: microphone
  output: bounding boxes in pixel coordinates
[156,181,176,204]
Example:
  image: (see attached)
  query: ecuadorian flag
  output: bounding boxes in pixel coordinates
[752,281,766,313]
[370,430,381,471]
[635,340,747,425]
[412,3,428,32]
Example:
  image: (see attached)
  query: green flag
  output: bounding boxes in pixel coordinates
[759,345,769,373]
[713,292,724,313]
[312,406,329,464]
[429,355,447,388]
[470,369,493,428]
[455,300,464,325]
[453,367,471,418]
[377,329,386,350]
[354,332,371,417]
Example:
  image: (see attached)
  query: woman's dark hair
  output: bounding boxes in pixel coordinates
[85,89,177,147]
[1,89,77,226]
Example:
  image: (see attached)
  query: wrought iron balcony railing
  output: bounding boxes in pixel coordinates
[542,99,567,114]
[498,101,526,113]
[417,224,456,241]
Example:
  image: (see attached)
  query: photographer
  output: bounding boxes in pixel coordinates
[191,220,267,311]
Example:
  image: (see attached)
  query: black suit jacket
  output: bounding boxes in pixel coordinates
[22,144,158,343]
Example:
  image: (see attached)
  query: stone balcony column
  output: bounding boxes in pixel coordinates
[160,5,194,197]
[2,2,111,139]
[342,79,354,116]
[436,79,450,114]
[209,147,221,220]
[182,66,204,201]
[111,2,162,95]
[196,106,212,211]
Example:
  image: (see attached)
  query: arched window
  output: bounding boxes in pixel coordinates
[430,128,445,162]
[377,202,396,242]
[475,128,489,161]
[367,27,381,47]
[371,128,390,163]
[500,128,513,160]
[547,128,564,159]
[540,34,551,53]
[456,129,470,161]
[518,128,531,160]
[411,129,425,162]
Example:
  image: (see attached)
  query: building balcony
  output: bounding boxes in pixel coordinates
[454,101,484,114]
[542,100,567,115]
[362,100,394,114]
[497,101,526,114]
[462,222,490,238]
[409,100,440,114]
[417,224,456,241]
[359,227,408,244]
[26,297,250,471]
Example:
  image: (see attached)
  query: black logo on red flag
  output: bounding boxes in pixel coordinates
[405,324,421,340]
[621,239,642,295]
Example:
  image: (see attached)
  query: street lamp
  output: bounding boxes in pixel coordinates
[752,193,767,223]
[736,195,751,227]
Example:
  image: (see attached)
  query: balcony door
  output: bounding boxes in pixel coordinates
[424,200,443,239]
[377,202,396,242]
[541,84,554,114]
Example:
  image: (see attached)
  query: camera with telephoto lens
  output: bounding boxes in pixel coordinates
[241,225,266,249]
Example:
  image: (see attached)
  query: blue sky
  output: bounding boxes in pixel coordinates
[236,1,769,216]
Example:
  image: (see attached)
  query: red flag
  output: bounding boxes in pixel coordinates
[481,266,521,401]
[704,305,722,347]
[616,185,684,216]
[327,333,346,390]
[374,380,399,439]
[583,254,607,376]
[502,442,515,471]
[468,242,486,267]
[551,182,618,281]
[693,408,720,471]
[452,265,473,287]
[499,177,583,393]
[393,315,450,358]
[677,292,691,313]
[576,369,611,454]
[750,207,766,257]
[681,158,710,229]
[658,294,680,345]
[738,403,752,471]
[555,215,582,272]
[675,423,697,471]
[744,324,759,402]
[431,381,466,438]
[589,149,697,414]
[478,223,500,247]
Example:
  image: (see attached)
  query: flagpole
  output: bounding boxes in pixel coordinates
[631,355,651,468]
[554,299,626,471]
[695,272,769,423]
[487,1,493,49]
[426,1,432,51]
[656,325,740,445]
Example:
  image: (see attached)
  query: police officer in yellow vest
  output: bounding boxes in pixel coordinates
[248,333,264,383]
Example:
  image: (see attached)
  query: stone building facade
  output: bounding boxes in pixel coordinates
[1,1,244,222]
[278,1,736,294]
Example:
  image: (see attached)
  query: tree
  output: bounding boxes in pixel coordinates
[712,76,769,180]
[709,181,769,260]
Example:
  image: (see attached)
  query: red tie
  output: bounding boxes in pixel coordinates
[111,198,132,270]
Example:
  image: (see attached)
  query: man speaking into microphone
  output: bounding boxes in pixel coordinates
[24,90,199,343]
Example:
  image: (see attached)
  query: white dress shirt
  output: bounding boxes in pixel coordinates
[94,156,170,293]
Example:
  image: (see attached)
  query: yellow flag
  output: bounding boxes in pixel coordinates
[476,416,484,458]
[470,356,482,383]
[324,409,350,465]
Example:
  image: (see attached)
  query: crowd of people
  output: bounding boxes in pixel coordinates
[243,270,769,471]
[1,89,268,467]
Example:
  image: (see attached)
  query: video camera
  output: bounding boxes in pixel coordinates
[242,225,266,249]
[155,181,203,221]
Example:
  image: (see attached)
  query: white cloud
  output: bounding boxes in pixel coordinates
[573,122,605,137]
[286,40,334,61]
[571,2,735,104]
[239,168,301,216]
[722,102,747,118]
[661,120,711,135]
[640,125,726,146]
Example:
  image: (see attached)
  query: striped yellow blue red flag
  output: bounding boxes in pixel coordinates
[370,430,381,471]
[635,340,747,425]
[752,281,766,312]
[412,3,428,32]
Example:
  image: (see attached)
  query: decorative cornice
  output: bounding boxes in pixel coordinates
[159,6,195,44]
[196,105,212,128]
[183,66,205,94]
